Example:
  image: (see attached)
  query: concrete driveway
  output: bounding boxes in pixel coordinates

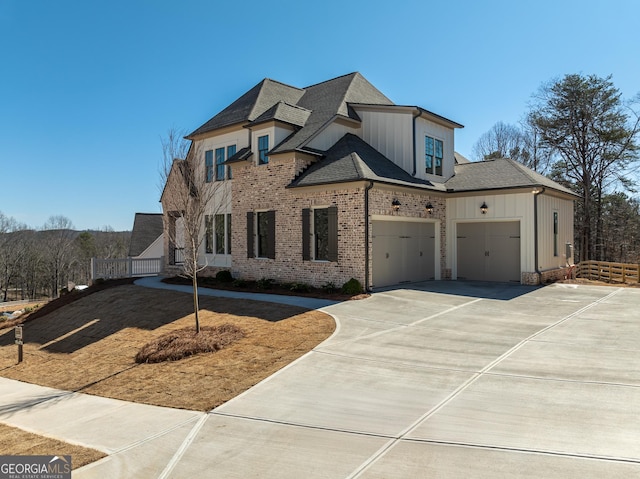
[4,281,640,477]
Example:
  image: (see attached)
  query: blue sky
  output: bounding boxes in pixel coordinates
[1,0,639,231]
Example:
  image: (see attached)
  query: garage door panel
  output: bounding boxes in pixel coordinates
[457,223,486,281]
[457,222,520,283]
[373,221,436,288]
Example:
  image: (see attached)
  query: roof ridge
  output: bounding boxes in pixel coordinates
[503,158,547,184]
[302,72,359,89]
[277,101,312,112]
[262,77,304,91]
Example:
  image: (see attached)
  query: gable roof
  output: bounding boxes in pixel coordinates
[445,158,578,196]
[288,133,440,191]
[273,72,394,154]
[129,213,163,257]
[188,79,305,137]
[250,101,312,128]
[188,72,395,153]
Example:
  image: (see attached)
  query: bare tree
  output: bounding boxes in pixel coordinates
[160,128,228,333]
[0,212,29,301]
[472,120,553,174]
[42,215,76,297]
[472,121,525,160]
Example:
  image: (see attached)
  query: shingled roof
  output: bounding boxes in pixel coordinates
[288,133,440,190]
[188,72,393,153]
[445,158,577,196]
[188,79,305,137]
[129,213,163,257]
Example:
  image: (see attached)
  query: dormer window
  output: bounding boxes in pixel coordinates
[426,136,443,176]
[258,135,269,164]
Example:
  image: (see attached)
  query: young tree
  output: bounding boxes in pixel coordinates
[529,74,640,261]
[160,128,228,333]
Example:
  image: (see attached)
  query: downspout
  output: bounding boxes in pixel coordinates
[364,181,374,291]
[533,187,546,283]
[412,109,421,176]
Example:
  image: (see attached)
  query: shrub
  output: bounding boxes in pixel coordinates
[216,270,233,283]
[321,281,337,294]
[289,282,310,293]
[341,278,363,295]
[256,278,275,290]
[232,279,247,288]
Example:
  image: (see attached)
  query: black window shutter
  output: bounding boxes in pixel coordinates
[327,206,338,262]
[302,208,311,261]
[246,211,254,258]
[267,210,276,259]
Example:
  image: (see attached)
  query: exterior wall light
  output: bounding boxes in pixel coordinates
[392,199,401,211]
[480,202,488,214]
[425,202,434,214]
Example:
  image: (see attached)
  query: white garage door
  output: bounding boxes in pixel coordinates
[372,221,435,288]
[457,222,521,282]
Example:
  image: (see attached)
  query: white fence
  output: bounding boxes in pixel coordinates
[91,257,164,280]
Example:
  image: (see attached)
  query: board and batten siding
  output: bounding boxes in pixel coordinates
[357,109,414,174]
[536,194,574,270]
[414,117,455,181]
[446,192,535,278]
[306,122,361,151]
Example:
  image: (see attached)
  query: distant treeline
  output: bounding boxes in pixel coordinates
[0,213,131,301]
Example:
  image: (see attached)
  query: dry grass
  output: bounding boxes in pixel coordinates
[0,284,335,411]
[135,324,245,363]
[0,423,105,469]
[0,302,43,313]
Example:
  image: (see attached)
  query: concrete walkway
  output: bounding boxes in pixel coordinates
[2,280,640,477]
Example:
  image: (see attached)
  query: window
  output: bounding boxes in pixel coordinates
[205,214,231,255]
[205,215,213,254]
[214,214,225,254]
[215,147,225,181]
[425,136,443,176]
[302,207,338,262]
[258,135,269,164]
[247,210,275,259]
[227,145,236,179]
[226,213,232,254]
[257,211,270,257]
[553,211,559,256]
[205,150,214,183]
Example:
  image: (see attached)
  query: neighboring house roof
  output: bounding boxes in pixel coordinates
[129,213,164,257]
[288,133,441,191]
[445,158,578,196]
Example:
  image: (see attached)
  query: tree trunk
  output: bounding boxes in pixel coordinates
[192,270,200,334]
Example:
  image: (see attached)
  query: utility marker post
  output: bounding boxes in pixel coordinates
[15,325,23,363]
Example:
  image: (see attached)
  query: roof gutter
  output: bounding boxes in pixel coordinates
[364,180,374,291]
[533,186,546,282]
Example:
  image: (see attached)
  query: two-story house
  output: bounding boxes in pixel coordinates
[161,72,577,289]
